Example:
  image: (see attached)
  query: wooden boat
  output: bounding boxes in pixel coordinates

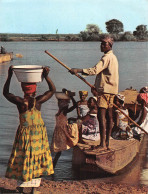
[72,88,144,174]
[72,136,143,174]
[0,52,13,63]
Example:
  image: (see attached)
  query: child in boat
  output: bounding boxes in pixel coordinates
[80,97,100,141]
[112,94,133,140]
[77,91,89,119]
[132,92,148,136]
[51,89,78,168]
[3,66,55,193]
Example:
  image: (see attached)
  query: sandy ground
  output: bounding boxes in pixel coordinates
[0,177,148,194]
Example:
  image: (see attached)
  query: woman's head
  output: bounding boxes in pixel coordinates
[21,82,37,97]
[55,92,70,109]
[87,97,97,109]
[79,91,88,101]
[137,93,148,106]
[139,86,148,93]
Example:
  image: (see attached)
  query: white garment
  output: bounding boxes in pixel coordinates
[78,104,89,117]
[82,113,100,141]
[116,109,129,131]
[133,107,148,134]
[17,178,41,187]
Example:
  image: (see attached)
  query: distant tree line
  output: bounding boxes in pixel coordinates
[77,19,148,41]
[0,19,148,42]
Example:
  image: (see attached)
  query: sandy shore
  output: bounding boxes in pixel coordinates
[0,177,148,194]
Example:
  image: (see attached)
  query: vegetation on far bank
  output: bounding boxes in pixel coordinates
[0,19,148,42]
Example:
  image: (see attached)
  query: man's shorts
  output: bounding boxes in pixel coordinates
[97,94,115,109]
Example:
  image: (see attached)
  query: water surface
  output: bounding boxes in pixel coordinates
[0,41,148,184]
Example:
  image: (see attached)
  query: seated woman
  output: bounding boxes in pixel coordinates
[77,91,89,119]
[132,92,148,136]
[112,94,133,140]
[80,97,100,141]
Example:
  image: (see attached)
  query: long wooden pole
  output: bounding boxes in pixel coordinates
[45,50,147,135]
[45,50,94,88]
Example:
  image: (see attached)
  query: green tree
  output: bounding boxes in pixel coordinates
[133,25,148,40]
[40,35,48,41]
[80,24,102,41]
[122,31,136,41]
[0,34,9,41]
[79,31,89,41]
[106,19,124,34]
[86,24,102,35]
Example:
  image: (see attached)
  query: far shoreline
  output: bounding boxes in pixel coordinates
[0,32,148,42]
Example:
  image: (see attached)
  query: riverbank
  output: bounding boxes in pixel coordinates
[0,33,148,42]
[0,177,148,194]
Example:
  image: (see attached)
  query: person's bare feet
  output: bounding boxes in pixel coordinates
[90,144,106,150]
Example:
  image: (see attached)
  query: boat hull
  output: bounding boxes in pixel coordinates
[0,52,13,63]
[72,137,142,174]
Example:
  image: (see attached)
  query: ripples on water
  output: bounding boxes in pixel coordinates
[0,41,148,184]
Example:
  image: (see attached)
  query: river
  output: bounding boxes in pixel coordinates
[0,41,148,185]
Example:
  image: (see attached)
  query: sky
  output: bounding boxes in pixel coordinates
[0,0,148,34]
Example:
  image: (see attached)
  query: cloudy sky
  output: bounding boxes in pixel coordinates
[0,0,148,34]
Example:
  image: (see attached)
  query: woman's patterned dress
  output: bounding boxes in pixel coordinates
[5,100,54,182]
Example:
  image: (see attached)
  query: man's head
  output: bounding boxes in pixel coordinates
[100,36,114,53]
[21,82,37,97]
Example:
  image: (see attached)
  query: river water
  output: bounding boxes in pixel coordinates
[0,41,148,185]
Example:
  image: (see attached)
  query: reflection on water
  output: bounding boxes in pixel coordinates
[0,41,148,185]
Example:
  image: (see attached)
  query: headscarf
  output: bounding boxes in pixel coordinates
[116,93,125,103]
[79,91,88,97]
[21,83,37,94]
[137,93,148,104]
[101,36,114,47]
[139,86,148,93]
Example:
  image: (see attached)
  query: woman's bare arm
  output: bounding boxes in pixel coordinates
[3,66,23,105]
[137,107,147,125]
[36,67,56,104]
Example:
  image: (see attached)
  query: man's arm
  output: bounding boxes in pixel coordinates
[69,68,83,74]
[70,56,108,76]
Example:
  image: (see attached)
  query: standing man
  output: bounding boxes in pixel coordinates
[70,36,119,150]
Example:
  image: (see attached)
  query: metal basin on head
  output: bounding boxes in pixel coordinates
[12,65,43,83]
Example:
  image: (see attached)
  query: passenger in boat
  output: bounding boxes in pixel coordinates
[80,97,100,141]
[3,66,55,193]
[139,86,148,95]
[77,91,89,118]
[1,46,6,54]
[70,36,119,150]
[112,94,133,140]
[132,92,148,136]
[51,89,78,168]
